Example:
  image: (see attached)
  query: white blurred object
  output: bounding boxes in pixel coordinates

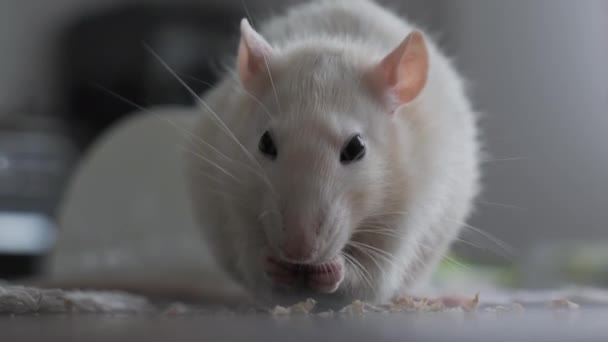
[0,213,55,255]
[45,107,232,291]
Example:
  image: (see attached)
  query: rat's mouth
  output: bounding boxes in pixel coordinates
[265,255,345,293]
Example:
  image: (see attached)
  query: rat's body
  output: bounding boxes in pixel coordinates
[185,0,480,306]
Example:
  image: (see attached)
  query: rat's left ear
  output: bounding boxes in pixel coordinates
[369,30,429,111]
[237,18,274,89]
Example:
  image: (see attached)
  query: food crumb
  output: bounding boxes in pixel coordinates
[462,293,480,312]
[339,300,367,315]
[546,299,580,311]
[269,293,482,316]
[484,302,525,315]
[290,298,317,314]
[271,298,317,316]
[271,305,290,316]
[317,310,334,318]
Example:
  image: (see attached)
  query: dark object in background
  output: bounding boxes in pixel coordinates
[58,3,242,152]
[0,4,242,279]
[0,114,77,279]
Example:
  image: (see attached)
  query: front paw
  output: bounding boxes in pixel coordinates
[305,257,344,293]
[264,256,299,286]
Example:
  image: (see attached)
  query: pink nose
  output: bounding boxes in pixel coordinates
[283,232,316,262]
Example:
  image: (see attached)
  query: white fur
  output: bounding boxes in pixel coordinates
[185,0,480,306]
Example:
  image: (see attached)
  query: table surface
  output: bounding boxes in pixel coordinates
[2,308,608,342]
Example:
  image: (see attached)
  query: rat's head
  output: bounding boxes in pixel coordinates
[233,19,429,302]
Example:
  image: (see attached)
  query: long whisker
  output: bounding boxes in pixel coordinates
[240,0,255,26]
[341,251,375,294]
[356,226,511,263]
[184,71,273,121]
[90,82,261,190]
[261,54,282,114]
[362,209,516,258]
[414,240,470,271]
[444,218,516,257]
[142,45,279,200]
[340,252,365,290]
[186,162,230,187]
[346,243,388,277]
[181,146,244,184]
[352,228,469,272]
[363,211,410,220]
[350,245,387,275]
[348,241,401,271]
[475,199,527,211]
[90,83,232,162]
[143,45,256,164]
[481,157,530,164]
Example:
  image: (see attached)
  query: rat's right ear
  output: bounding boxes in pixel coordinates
[368,30,429,112]
[237,18,274,89]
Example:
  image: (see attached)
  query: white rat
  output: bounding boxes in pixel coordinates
[185,0,480,307]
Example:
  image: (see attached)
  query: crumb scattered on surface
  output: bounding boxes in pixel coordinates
[339,300,367,315]
[317,310,334,318]
[273,293,482,317]
[271,298,317,316]
[385,293,480,313]
[546,299,580,311]
[270,305,291,316]
[484,302,525,315]
[462,293,480,312]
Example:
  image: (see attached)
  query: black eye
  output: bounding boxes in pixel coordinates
[340,134,366,164]
[259,131,277,160]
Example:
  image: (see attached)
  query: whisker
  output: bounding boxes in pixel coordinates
[347,241,401,275]
[186,162,229,187]
[340,252,365,291]
[364,211,410,220]
[90,83,218,153]
[414,240,470,271]
[353,227,468,271]
[180,146,243,184]
[482,157,530,164]
[185,71,273,121]
[261,54,282,114]
[142,44,279,200]
[341,251,375,294]
[90,82,263,191]
[345,243,387,277]
[90,82,240,168]
[442,217,517,257]
[143,46,254,161]
[362,209,517,259]
[476,199,527,211]
[240,0,255,27]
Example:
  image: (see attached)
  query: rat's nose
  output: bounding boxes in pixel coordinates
[280,208,325,262]
[283,230,317,262]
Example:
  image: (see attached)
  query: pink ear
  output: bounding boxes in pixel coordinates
[238,18,274,88]
[370,30,429,111]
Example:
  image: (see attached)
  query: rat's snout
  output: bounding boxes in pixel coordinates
[283,229,317,262]
[278,209,325,263]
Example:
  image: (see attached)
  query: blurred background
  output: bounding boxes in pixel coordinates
[0,0,606,291]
